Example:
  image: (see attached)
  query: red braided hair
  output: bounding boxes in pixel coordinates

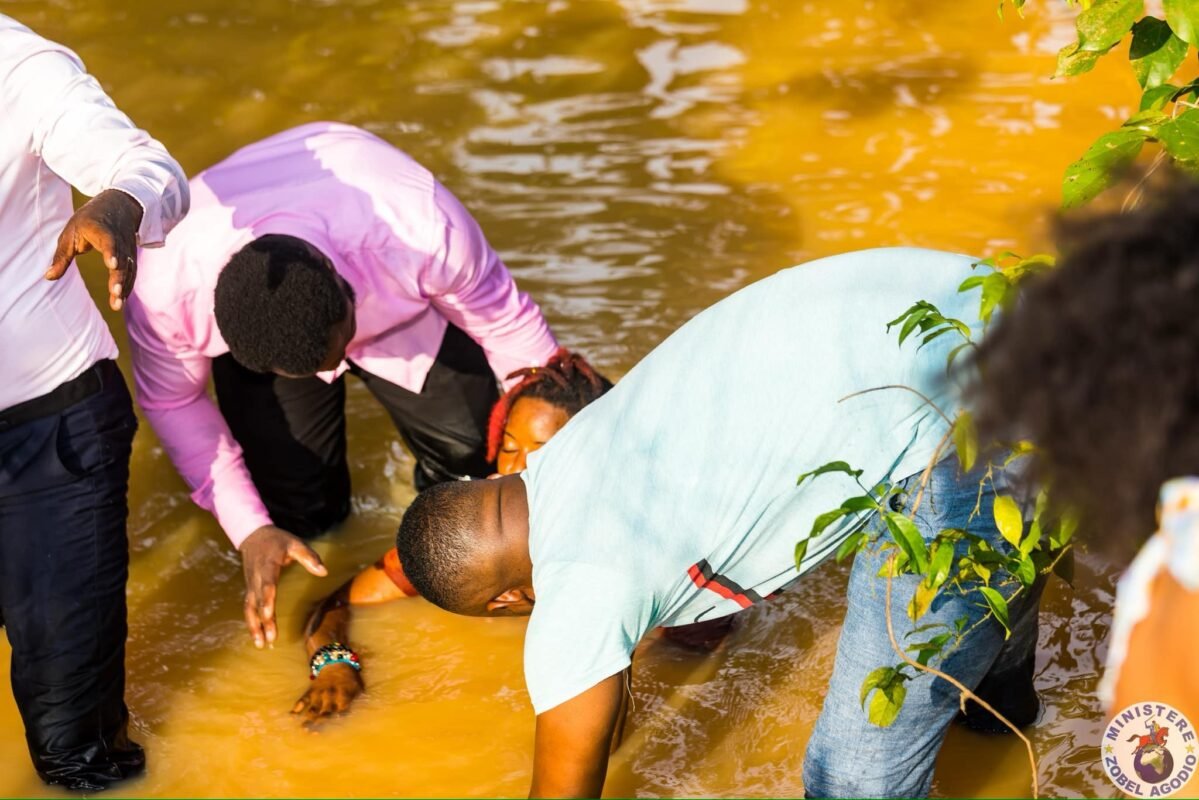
[485,348,612,463]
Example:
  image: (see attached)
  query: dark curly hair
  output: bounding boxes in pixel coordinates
[213,234,353,375]
[973,170,1199,551]
[395,480,485,613]
[486,348,613,462]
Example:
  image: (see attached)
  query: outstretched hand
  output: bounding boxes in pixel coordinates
[45,189,143,311]
[292,664,365,726]
[239,525,328,648]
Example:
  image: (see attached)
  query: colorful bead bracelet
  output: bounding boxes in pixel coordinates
[309,642,361,680]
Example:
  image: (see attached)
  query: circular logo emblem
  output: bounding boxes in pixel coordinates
[1102,702,1197,797]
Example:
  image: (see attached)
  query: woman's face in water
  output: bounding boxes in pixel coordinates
[496,396,571,475]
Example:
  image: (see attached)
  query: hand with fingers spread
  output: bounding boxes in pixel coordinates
[238,525,328,648]
[45,188,144,311]
[292,662,364,725]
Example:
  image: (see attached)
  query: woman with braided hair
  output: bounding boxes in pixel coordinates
[292,349,611,721]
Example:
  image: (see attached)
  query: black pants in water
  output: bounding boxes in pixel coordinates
[0,360,144,790]
[212,323,500,538]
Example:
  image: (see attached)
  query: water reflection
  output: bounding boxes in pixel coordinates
[0,0,1123,795]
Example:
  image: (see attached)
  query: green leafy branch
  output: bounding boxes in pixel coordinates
[1007,0,1199,206]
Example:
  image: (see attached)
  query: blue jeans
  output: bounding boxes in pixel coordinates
[803,456,1044,798]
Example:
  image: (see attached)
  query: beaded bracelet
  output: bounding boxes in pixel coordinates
[309,642,361,680]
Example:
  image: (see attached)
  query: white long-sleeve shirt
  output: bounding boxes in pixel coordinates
[0,14,189,409]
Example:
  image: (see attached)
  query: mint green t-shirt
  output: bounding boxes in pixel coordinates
[520,247,983,714]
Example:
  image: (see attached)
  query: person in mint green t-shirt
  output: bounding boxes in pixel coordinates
[393,247,1043,798]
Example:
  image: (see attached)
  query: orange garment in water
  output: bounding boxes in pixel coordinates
[381,548,420,597]
[1104,478,1199,722]
[1111,570,1199,721]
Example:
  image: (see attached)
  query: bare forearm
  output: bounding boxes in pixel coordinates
[303,579,354,656]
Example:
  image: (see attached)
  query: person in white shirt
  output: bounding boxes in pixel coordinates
[0,13,188,791]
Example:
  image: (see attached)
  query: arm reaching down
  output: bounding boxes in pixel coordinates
[292,547,419,723]
[529,673,626,799]
[1,25,189,307]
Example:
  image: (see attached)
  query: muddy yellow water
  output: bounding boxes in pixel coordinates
[0,0,1149,796]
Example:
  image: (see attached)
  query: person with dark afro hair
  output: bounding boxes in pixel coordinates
[294,348,613,722]
[125,122,560,651]
[288,247,1048,798]
[973,170,1199,734]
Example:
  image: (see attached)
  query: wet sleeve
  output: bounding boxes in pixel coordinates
[125,295,273,549]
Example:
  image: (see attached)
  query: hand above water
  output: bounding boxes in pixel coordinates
[292,663,365,725]
[45,189,144,311]
[238,525,328,648]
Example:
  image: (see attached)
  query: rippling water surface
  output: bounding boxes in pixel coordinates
[0,0,1142,796]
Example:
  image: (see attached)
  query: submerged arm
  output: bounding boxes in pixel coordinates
[292,548,418,723]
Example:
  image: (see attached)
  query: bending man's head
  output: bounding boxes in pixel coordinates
[396,476,534,616]
[214,234,357,377]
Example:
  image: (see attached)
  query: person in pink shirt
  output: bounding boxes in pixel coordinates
[126,122,559,650]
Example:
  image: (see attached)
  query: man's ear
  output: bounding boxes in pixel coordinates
[486,586,535,613]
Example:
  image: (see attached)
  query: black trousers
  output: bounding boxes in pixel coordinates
[0,360,144,790]
[212,323,500,538]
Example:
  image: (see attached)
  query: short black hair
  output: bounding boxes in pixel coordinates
[974,170,1199,552]
[396,481,485,613]
[213,234,351,375]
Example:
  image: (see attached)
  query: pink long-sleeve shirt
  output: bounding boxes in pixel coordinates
[126,122,558,549]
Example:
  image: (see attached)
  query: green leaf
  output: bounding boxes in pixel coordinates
[928,540,956,588]
[946,342,973,372]
[835,530,867,563]
[1129,17,1189,88]
[1123,109,1171,129]
[897,308,932,346]
[886,301,934,330]
[919,326,955,348]
[1050,508,1080,549]
[794,538,809,569]
[1056,41,1106,76]
[958,275,987,293]
[979,586,1012,638]
[884,512,929,572]
[1003,440,1037,467]
[860,666,895,709]
[1077,0,1144,51]
[953,411,978,473]
[1157,109,1199,163]
[1164,0,1199,44]
[1013,553,1037,586]
[867,680,907,728]
[1062,128,1147,208]
[841,495,880,512]
[908,578,938,621]
[1175,78,1199,101]
[797,460,864,487]
[993,495,1024,549]
[979,272,1009,324]
[1020,518,1043,555]
[1140,84,1179,111]
[810,507,851,539]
